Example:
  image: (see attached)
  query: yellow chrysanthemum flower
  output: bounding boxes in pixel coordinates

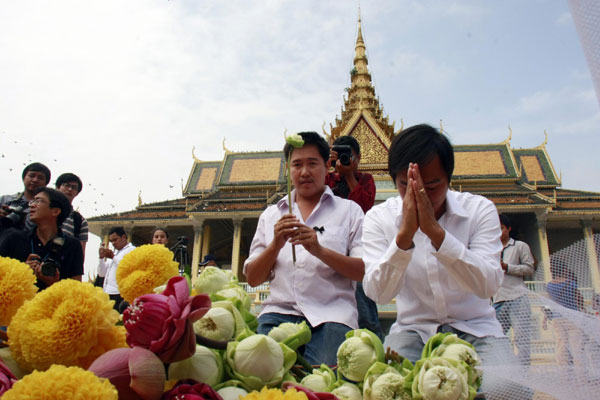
[0,256,37,326]
[243,387,308,400]
[116,244,179,303]
[7,280,126,372]
[2,364,118,399]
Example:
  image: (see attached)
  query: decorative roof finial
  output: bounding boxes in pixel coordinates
[542,130,548,147]
[192,146,202,162]
[222,138,232,154]
[138,190,142,207]
[322,122,331,143]
[439,119,444,133]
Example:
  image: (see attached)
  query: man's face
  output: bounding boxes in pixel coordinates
[395,155,449,218]
[109,233,128,250]
[57,181,80,203]
[500,223,511,243]
[29,192,60,224]
[290,145,328,200]
[23,170,48,194]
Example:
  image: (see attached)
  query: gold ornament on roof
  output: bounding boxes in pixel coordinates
[192,146,202,162]
[138,190,142,207]
[222,138,232,154]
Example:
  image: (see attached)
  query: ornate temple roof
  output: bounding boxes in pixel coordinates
[87,14,600,231]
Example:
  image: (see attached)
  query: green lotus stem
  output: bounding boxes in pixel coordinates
[295,352,314,373]
[286,152,297,264]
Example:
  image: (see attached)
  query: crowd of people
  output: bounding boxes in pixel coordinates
[0,124,592,375]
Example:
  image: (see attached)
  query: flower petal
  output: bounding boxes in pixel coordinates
[129,347,166,400]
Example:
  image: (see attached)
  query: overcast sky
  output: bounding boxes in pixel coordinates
[1,1,599,275]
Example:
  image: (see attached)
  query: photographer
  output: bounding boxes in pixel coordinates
[325,136,375,213]
[325,135,383,340]
[0,187,83,290]
[98,227,135,310]
[0,162,51,233]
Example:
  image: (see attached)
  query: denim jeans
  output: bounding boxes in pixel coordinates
[258,313,351,366]
[493,295,531,365]
[356,282,384,341]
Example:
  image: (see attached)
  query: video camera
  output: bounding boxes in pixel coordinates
[332,145,353,166]
[0,204,27,228]
[41,237,65,277]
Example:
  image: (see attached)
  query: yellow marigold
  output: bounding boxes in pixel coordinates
[7,280,126,372]
[2,364,118,399]
[243,387,308,400]
[0,256,37,326]
[116,244,179,303]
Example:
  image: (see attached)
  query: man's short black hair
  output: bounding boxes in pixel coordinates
[22,162,51,184]
[34,187,72,227]
[388,124,454,183]
[56,173,83,193]
[333,135,360,155]
[499,214,512,229]
[109,227,127,237]
[283,131,330,163]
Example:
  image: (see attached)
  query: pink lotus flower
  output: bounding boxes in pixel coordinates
[161,379,223,400]
[0,358,17,396]
[123,275,211,363]
[89,347,165,400]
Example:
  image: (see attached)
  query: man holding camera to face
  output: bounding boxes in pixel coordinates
[325,135,383,340]
[0,187,83,290]
[0,162,51,234]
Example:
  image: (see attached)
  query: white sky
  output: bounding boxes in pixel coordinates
[1,1,599,276]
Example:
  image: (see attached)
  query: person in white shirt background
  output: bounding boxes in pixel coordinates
[493,213,536,366]
[244,131,364,366]
[97,226,135,311]
[362,123,512,365]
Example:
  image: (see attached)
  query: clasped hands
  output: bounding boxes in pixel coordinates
[396,163,445,251]
[273,214,322,257]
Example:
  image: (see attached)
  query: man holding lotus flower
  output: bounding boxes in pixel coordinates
[244,131,365,366]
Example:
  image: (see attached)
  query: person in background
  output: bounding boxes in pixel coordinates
[151,227,169,246]
[325,135,382,340]
[492,213,535,366]
[56,173,88,255]
[98,227,135,311]
[199,253,218,272]
[0,162,51,233]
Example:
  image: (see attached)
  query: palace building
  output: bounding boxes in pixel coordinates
[88,16,600,299]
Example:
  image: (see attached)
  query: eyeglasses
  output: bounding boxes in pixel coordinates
[60,183,79,191]
[29,198,49,206]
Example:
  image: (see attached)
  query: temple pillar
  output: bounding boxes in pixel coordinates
[202,225,211,261]
[582,220,600,292]
[101,227,110,246]
[231,219,243,278]
[536,213,552,283]
[124,227,133,243]
[191,224,204,283]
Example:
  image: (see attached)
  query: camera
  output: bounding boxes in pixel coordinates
[332,145,353,166]
[41,237,65,277]
[0,205,26,228]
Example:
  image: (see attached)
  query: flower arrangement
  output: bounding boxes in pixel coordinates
[1,364,118,399]
[7,279,126,372]
[0,256,37,326]
[116,244,180,303]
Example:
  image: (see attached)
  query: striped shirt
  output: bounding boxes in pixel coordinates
[61,211,88,242]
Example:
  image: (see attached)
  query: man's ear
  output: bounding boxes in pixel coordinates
[50,208,61,219]
[325,158,332,170]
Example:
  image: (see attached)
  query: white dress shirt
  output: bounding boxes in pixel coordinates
[362,190,504,343]
[244,186,364,329]
[98,242,135,295]
[492,238,535,303]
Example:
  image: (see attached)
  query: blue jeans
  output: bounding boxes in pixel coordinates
[356,282,384,341]
[493,296,531,365]
[258,313,351,366]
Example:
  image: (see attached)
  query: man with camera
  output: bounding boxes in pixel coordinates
[0,187,83,290]
[325,135,383,339]
[0,162,51,233]
[98,227,135,310]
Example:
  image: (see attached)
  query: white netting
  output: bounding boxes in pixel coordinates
[482,233,600,399]
[569,0,600,108]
